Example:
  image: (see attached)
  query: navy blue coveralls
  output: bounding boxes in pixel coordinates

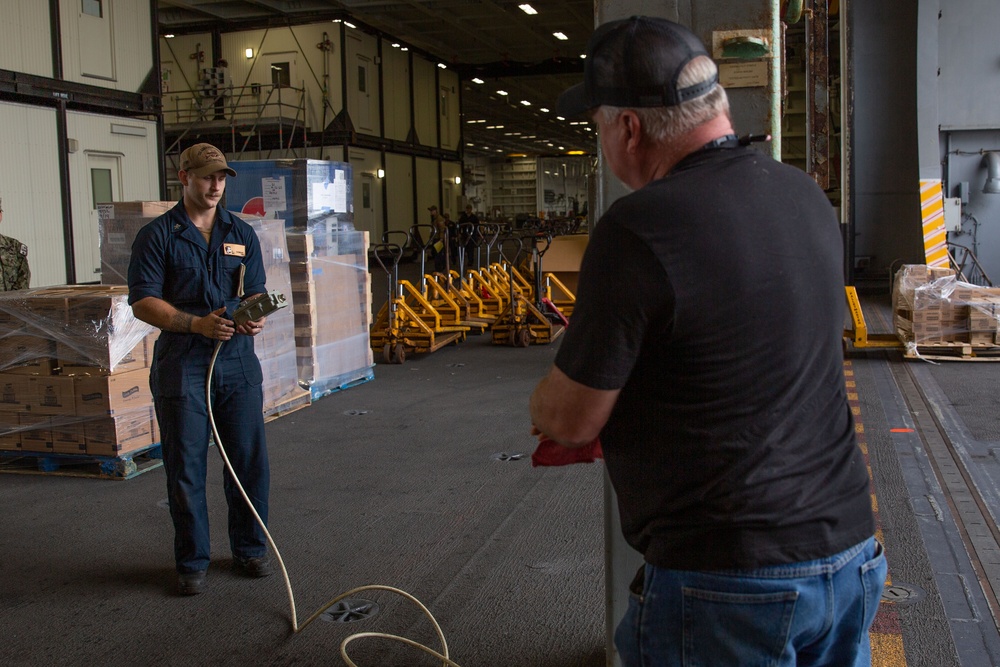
[127,201,269,574]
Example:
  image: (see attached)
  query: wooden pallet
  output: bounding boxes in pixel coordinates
[263,387,312,423]
[0,443,163,480]
[904,342,1000,361]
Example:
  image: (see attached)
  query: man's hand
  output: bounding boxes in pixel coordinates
[193,307,235,341]
[236,316,267,337]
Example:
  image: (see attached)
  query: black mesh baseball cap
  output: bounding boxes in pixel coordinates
[556,16,717,117]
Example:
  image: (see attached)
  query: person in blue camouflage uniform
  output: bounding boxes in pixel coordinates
[0,199,30,291]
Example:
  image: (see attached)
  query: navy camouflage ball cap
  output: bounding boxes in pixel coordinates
[556,16,718,117]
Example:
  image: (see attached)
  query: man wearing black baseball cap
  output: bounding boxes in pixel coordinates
[530,16,884,666]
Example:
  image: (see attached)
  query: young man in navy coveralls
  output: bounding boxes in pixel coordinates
[530,17,887,666]
[128,143,273,596]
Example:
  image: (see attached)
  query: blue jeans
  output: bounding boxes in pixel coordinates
[615,537,886,667]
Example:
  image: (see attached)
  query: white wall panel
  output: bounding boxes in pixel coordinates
[220,24,343,134]
[60,0,153,91]
[439,69,460,152]
[344,30,381,136]
[382,45,411,142]
[160,34,212,127]
[0,102,66,287]
[412,56,438,147]
[415,156,440,214]
[66,111,160,283]
[385,152,414,236]
[440,161,462,218]
[0,0,53,77]
[347,148,384,239]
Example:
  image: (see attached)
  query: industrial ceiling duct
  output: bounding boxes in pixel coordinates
[983,151,1000,194]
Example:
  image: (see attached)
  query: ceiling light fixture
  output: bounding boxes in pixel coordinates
[520,100,531,106]
[497,90,508,96]
[556,116,565,121]
[539,108,549,113]
[438,63,447,69]
[400,47,409,51]
[391,42,400,48]
[165,34,175,39]
[518,4,538,15]
[343,22,356,29]
[553,32,568,40]
[471,77,484,84]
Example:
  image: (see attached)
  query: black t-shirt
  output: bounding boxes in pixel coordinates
[556,145,874,570]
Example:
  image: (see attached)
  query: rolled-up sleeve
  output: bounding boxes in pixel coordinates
[127,223,166,305]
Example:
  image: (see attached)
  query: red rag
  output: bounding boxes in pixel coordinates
[531,436,603,467]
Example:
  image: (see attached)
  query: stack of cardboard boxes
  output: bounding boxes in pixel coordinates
[100,202,307,419]
[0,285,158,457]
[287,226,373,397]
[893,264,1000,346]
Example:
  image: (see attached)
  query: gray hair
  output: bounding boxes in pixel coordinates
[597,56,730,143]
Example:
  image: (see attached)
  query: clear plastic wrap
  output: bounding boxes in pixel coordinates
[892,264,1000,349]
[287,223,373,398]
[0,285,158,458]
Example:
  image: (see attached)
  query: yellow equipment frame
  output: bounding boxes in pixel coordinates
[843,286,902,349]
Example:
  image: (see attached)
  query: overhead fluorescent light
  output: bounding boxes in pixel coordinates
[556,116,565,121]
[553,32,568,40]
[438,63,447,69]
[518,4,538,14]
[496,90,508,96]
[520,100,531,106]
[400,47,409,51]
[471,77,484,84]
[391,42,400,48]
[164,34,175,39]
[580,54,587,59]
[344,22,356,29]
[539,107,549,113]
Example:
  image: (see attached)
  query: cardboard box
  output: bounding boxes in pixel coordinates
[57,336,146,375]
[51,418,87,454]
[0,332,57,372]
[74,368,153,417]
[19,413,53,453]
[26,375,76,415]
[0,412,20,450]
[98,201,174,219]
[541,234,589,272]
[0,373,32,412]
[85,411,153,456]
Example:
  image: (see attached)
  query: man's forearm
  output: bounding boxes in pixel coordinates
[132,296,194,333]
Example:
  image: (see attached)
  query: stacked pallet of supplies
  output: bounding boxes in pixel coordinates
[245,217,311,419]
[892,264,1000,346]
[0,285,158,457]
[100,202,306,419]
[287,224,373,398]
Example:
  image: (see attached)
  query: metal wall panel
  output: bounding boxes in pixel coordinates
[939,0,1000,131]
[160,33,212,127]
[412,56,438,148]
[65,111,159,283]
[344,29,381,136]
[0,0,53,77]
[59,0,153,91]
[415,156,439,214]
[0,102,65,287]
[385,152,414,235]
[438,69,460,152]
[220,24,343,135]
[382,45,411,143]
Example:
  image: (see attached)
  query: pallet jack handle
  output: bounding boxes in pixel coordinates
[409,223,439,292]
[478,223,502,268]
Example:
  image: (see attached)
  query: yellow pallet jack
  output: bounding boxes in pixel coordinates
[412,223,489,336]
[491,236,567,347]
[369,236,467,364]
[464,224,508,319]
[843,285,902,351]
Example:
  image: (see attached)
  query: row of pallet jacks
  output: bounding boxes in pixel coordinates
[370,222,577,364]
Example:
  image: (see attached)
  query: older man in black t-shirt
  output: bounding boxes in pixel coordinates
[529,17,885,667]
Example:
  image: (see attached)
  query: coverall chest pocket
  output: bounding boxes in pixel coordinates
[164,254,204,304]
[220,255,245,298]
